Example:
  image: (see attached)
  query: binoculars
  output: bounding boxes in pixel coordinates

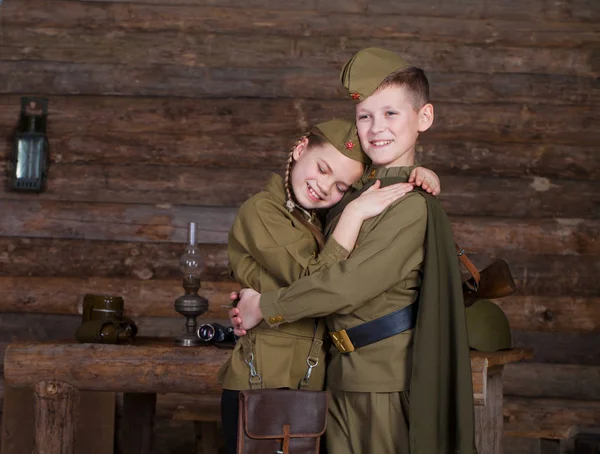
[75,294,138,344]
[197,323,236,347]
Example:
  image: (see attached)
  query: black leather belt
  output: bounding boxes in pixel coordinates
[329,302,418,353]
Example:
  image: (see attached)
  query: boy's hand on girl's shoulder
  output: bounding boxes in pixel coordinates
[409,167,441,196]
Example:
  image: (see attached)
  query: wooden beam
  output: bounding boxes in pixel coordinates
[0,276,236,319]
[1,23,597,78]
[504,363,600,400]
[1,238,598,296]
[0,238,230,280]
[513,330,600,365]
[4,340,231,394]
[16,0,600,23]
[1,134,598,180]
[503,396,600,429]
[2,278,600,333]
[4,0,599,47]
[33,381,79,454]
[1,171,599,218]
[0,96,598,146]
[497,295,600,333]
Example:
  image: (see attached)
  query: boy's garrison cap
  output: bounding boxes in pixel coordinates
[340,48,411,102]
[311,119,370,164]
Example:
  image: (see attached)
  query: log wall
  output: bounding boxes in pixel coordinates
[0,0,599,452]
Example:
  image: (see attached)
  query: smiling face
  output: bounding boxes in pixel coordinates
[355,85,434,168]
[290,138,364,210]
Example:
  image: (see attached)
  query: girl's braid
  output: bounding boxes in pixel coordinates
[284,134,308,213]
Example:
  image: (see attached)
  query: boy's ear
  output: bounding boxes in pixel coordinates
[418,103,434,132]
[292,136,310,161]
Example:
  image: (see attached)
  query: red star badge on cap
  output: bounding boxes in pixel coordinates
[351,93,361,100]
[345,141,355,150]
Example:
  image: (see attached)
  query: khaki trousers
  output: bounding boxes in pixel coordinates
[327,390,410,454]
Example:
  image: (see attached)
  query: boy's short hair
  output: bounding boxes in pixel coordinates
[378,66,430,111]
[340,47,430,110]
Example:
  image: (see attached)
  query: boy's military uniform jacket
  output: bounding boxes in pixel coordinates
[218,174,350,391]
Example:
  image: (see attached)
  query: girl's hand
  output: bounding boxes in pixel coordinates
[229,288,263,336]
[409,167,441,195]
[345,179,414,221]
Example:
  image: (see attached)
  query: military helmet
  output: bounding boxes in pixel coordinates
[465,299,512,352]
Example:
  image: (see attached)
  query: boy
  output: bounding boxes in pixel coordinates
[232,48,476,454]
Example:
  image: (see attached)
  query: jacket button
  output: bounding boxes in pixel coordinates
[368,169,377,179]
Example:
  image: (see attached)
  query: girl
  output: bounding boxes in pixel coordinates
[217,118,439,454]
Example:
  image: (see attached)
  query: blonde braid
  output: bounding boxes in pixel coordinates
[284,135,308,213]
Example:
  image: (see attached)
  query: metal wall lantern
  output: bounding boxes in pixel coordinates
[12,97,50,192]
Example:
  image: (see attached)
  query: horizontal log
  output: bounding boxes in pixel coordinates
[0,200,236,243]
[4,0,599,47]
[498,295,600,333]
[1,167,599,218]
[366,0,600,23]
[504,363,600,400]
[415,140,600,180]
[1,200,598,252]
[0,238,230,280]
[504,396,600,429]
[1,132,599,180]
[2,277,600,334]
[512,330,600,365]
[0,277,236,319]
[53,0,600,23]
[1,240,599,296]
[1,24,598,79]
[0,96,597,146]
[1,60,597,106]
[3,339,230,393]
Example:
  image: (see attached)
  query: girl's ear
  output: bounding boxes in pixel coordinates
[292,137,310,161]
[417,103,434,132]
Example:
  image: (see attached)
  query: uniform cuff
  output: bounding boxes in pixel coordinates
[320,236,350,263]
[260,291,286,327]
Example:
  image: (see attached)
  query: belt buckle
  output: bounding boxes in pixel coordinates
[329,329,355,353]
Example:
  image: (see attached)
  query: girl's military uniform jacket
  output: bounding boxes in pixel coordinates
[218,173,350,391]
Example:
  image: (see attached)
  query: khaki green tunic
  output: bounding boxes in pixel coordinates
[218,174,350,391]
[260,167,427,393]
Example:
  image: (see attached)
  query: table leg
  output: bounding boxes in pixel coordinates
[474,365,504,454]
[33,380,80,454]
[116,392,157,454]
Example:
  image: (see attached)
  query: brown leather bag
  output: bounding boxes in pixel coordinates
[457,246,517,306]
[237,389,328,454]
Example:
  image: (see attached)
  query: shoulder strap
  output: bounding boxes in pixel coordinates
[290,208,326,251]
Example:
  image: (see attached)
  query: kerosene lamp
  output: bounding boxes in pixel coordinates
[174,222,209,346]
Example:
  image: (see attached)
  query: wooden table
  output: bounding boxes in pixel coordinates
[3,338,531,454]
[471,348,533,454]
[3,338,230,454]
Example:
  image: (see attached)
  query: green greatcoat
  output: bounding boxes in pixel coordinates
[218,173,350,391]
[260,166,476,454]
